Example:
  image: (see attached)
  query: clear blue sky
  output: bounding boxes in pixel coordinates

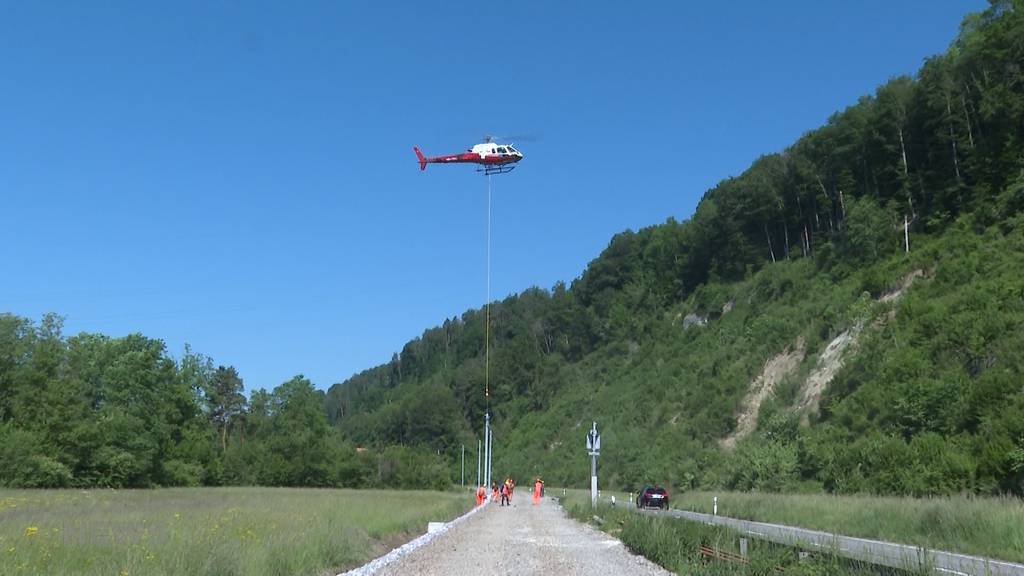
[1,1,984,393]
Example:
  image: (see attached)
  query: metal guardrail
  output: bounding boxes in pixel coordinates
[636,507,1024,576]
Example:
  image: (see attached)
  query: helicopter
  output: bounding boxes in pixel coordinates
[413,137,523,175]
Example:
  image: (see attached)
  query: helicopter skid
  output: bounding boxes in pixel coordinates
[478,165,517,176]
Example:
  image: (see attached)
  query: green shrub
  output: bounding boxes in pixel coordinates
[162,459,205,487]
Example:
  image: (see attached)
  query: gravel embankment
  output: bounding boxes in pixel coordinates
[374,497,671,576]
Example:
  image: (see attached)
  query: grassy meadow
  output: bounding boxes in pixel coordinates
[0,487,471,576]
[672,491,1024,564]
[558,490,913,575]
[558,488,1024,564]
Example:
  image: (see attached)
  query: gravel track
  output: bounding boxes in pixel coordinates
[375,497,672,576]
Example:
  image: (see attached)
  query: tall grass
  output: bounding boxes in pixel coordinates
[0,487,471,576]
[558,492,918,575]
[672,491,1024,563]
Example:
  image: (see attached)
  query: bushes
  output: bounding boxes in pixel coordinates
[804,430,977,496]
[377,445,452,490]
[0,425,72,488]
[161,459,205,487]
[725,440,800,492]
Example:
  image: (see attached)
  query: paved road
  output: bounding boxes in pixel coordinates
[375,498,671,576]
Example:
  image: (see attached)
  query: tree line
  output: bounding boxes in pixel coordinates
[0,316,448,489]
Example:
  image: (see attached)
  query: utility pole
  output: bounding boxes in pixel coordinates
[476,439,481,488]
[586,421,601,507]
[483,412,490,491]
[461,444,465,487]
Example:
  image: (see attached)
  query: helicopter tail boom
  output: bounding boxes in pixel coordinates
[413,146,427,171]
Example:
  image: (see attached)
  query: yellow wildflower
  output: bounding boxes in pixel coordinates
[24,527,38,537]
[173,513,181,519]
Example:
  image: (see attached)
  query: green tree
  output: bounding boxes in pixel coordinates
[207,366,247,452]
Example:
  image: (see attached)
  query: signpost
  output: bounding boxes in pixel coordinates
[586,421,601,507]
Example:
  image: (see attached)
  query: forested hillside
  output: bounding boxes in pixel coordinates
[325,0,1024,496]
[3,1,1022,494]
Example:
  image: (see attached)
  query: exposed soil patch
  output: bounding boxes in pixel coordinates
[792,269,927,423]
[721,337,807,449]
[794,323,862,424]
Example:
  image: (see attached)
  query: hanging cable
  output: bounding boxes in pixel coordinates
[485,173,492,407]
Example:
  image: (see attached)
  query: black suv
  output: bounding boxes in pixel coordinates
[636,485,669,509]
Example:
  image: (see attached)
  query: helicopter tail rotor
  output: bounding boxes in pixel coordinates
[413,146,427,171]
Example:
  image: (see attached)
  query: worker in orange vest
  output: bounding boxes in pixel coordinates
[532,478,542,505]
[491,481,499,502]
[476,484,485,506]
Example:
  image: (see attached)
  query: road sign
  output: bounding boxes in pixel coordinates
[586,421,600,454]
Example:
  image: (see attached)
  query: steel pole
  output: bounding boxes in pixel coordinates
[476,439,481,487]
[483,412,490,491]
[461,444,465,487]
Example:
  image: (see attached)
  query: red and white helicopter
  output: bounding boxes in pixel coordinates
[413,137,523,175]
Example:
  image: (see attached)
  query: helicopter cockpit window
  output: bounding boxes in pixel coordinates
[497,147,507,154]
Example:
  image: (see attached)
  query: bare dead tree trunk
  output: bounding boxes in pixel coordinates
[812,175,829,232]
[898,127,909,178]
[764,223,776,263]
[898,126,914,216]
[960,92,975,149]
[904,214,910,254]
[804,224,811,255]
[946,93,962,183]
[784,225,790,260]
[967,79,984,140]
